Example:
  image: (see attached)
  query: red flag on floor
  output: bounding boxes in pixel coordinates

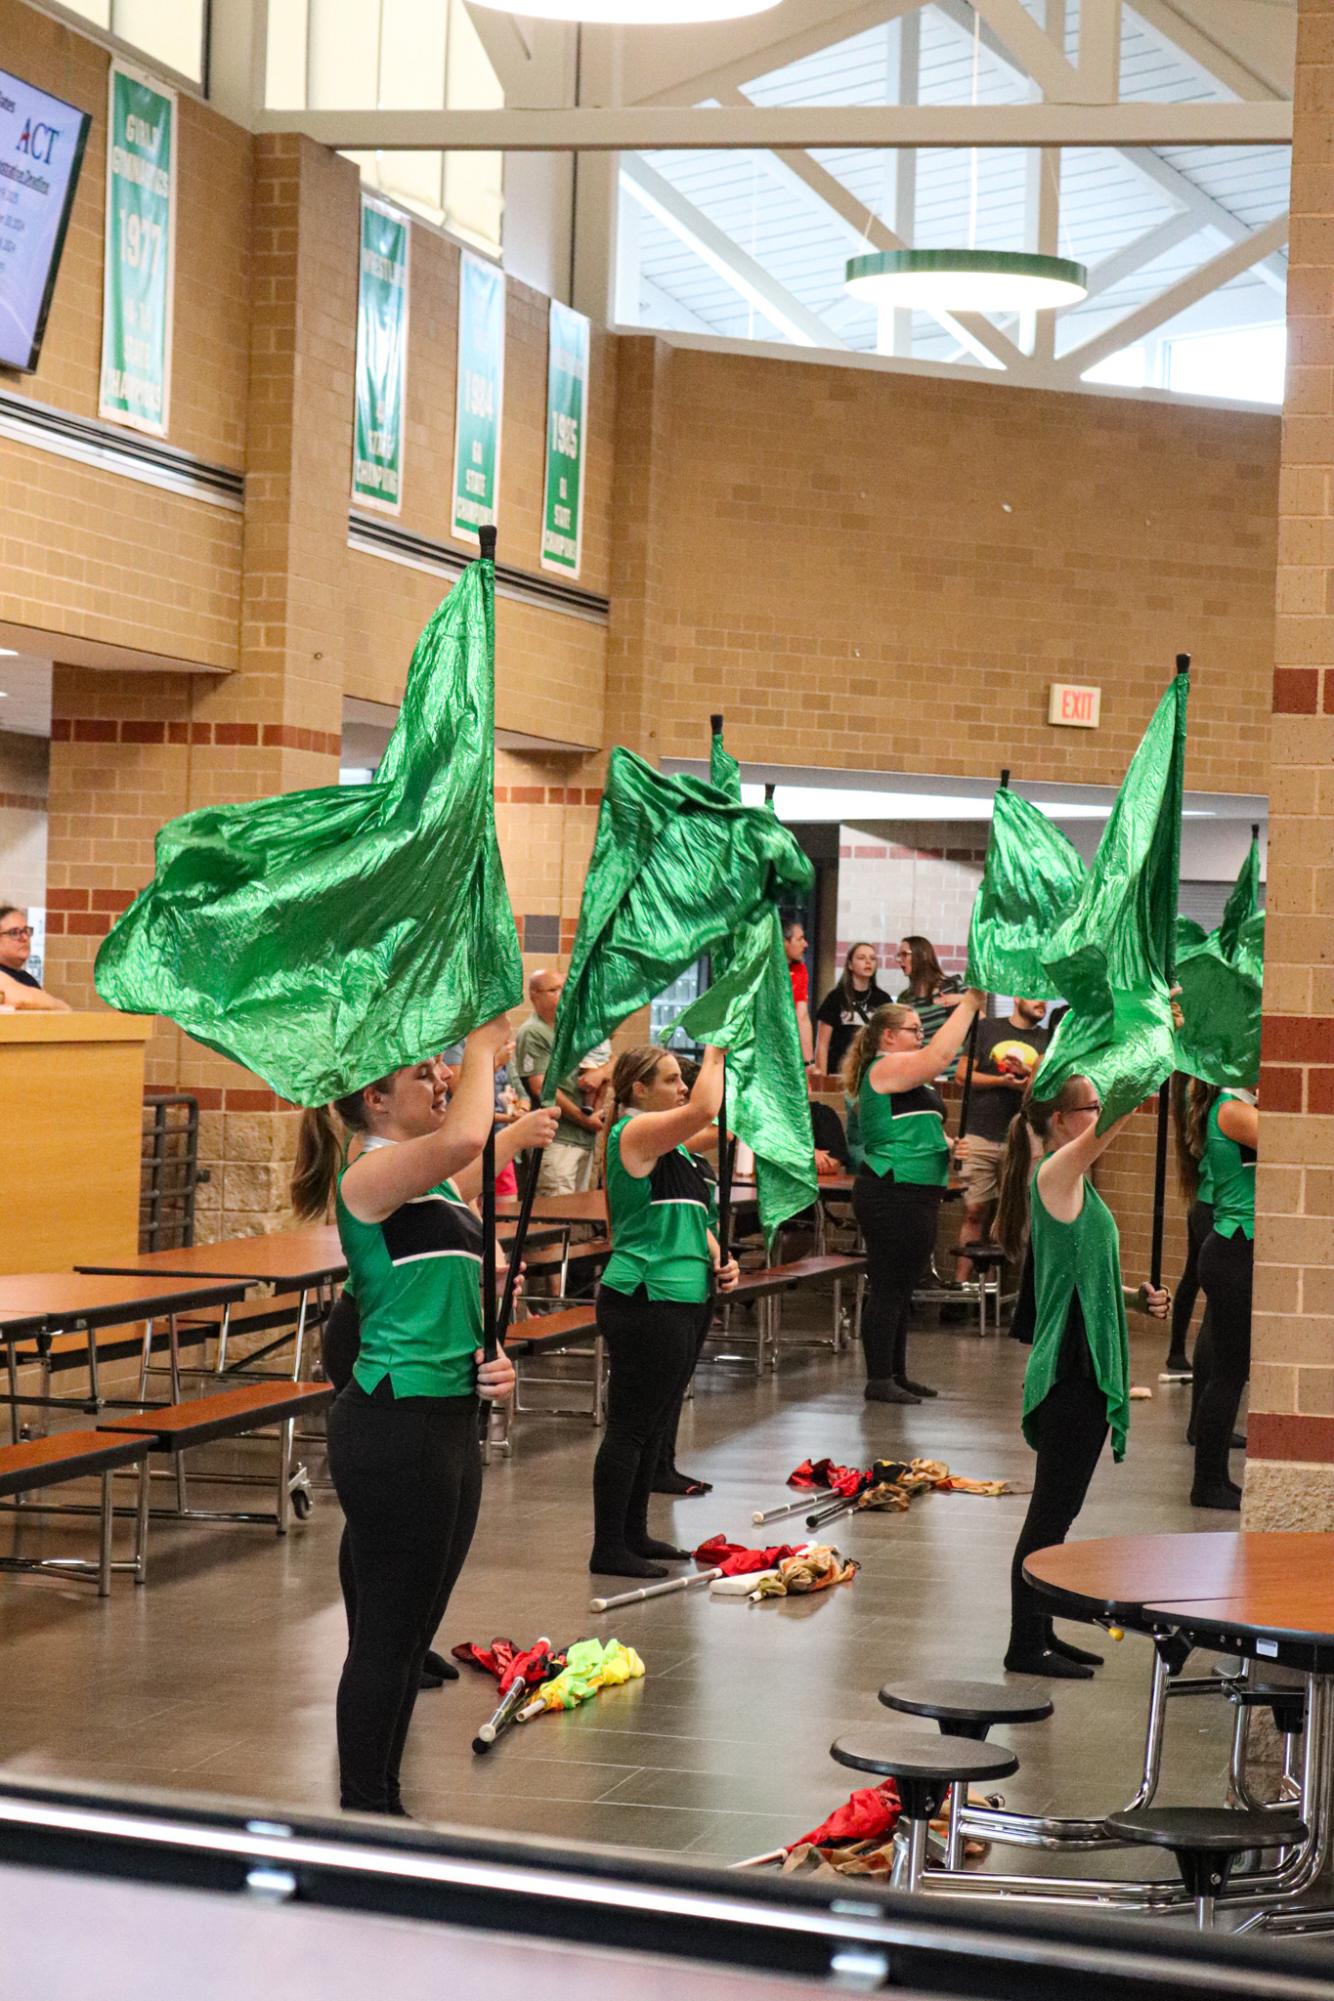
[694,1534,801,1576]
[792,1784,901,1851]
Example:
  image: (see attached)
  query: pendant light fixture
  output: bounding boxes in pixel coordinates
[845,7,1087,320]
[470,0,780,20]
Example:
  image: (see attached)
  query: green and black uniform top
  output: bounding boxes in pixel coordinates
[1196,1147,1215,1209]
[1022,1167,1130,1461]
[1205,1089,1256,1242]
[857,1070,950,1188]
[603,1114,713,1304]
[335,1138,481,1399]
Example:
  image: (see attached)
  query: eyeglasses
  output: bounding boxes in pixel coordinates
[1067,1101,1102,1116]
[0,926,32,940]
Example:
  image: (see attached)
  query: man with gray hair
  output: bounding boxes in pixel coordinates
[513,967,607,1195]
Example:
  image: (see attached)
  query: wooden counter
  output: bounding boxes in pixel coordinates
[0,1012,153,1273]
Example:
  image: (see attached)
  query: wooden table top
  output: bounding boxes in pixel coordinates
[1026,1531,1334,1626]
[77,1228,349,1287]
[1145,1579,1334,1651]
[496,1191,608,1225]
[0,1271,251,1336]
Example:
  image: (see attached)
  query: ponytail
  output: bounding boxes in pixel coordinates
[1178,1076,1219,1203]
[841,1003,913,1098]
[994,1074,1094,1261]
[289,1073,396,1220]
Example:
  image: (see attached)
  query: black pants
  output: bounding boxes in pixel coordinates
[592,1286,707,1557]
[1168,1199,1213,1365]
[327,1380,482,1813]
[851,1173,942,1382]
[656,1311,712,1478]
[1007,1376,1108,1659]
[1194,1229,1252,1491]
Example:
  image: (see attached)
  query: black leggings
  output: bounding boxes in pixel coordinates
[1168,1199,1213,1365]
[326,1380,482,1813]
[656,1311,712,1478]
[592,1286,707,1557]
[1194,1229,1252,1491]
[851,1173,942,1382]
[1008,1376,1109,1660]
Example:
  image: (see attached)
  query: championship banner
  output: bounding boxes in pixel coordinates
[452,250,505,543]
[541,300,589,578]
[99,63,175,436]
[352,195,410,513]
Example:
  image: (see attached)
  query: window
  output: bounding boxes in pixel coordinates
[1165,323,1286,406]
[52,0,208,85]
[266,0,504,254]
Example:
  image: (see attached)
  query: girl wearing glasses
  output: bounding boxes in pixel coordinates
[843,992,987,1403]
[996,1078,1169,1679]
[0,906,68,1012]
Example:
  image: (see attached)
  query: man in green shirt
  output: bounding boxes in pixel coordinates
[515,968,607,1194]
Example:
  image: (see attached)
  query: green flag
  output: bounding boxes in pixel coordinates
[1031,672,1189,1127]
[668,731,817,1243]
[1174,838,1263,1089]
[95,556,523,1105]
[965,788,1087,999]
[546,747,814,1237]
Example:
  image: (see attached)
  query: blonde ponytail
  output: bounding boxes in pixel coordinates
[291,1106,344,1221]
[841,1003,913,1098]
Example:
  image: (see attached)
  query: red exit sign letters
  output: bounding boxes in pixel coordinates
[1048,683,1101,728]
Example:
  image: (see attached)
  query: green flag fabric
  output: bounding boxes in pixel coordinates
[546,746,815,1238]
[1031,672,1189,1127]
[965,788,1087,999]
[669,731,818,1243]
[95,557,523,1105]
[1174,838,1264,1089]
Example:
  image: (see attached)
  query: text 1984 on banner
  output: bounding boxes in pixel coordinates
[452,250,505,543]
[541,301,589,578]
[352,195,410,513]
[99,63,175,437]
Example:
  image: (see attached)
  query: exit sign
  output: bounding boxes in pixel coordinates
[1049,683,1101,728]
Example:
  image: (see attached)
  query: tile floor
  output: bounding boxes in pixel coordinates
[0,1303,1243,1874]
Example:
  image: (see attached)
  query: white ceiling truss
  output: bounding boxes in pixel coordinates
[244,0,1294,399]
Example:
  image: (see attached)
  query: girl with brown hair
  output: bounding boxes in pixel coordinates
[591,1041,739,1578]
[844,991,986,1403]
[996,1078,1169,1679]
[814,942,892,1078]
[1165,1074,1220,1381]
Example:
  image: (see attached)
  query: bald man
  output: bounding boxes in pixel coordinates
[513,968,606,1195]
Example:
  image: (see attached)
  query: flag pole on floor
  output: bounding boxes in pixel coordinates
[1150,655,1191,1294]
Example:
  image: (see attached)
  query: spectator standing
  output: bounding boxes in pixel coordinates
[895,935,965,1061]
[784,920,814,1064]
[814,942,892,1079]
[0,906,68,1012]
[514,969,606,1195]
[954,1000,1050,1281]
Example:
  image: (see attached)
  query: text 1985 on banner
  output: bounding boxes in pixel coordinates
[541,300,589,579]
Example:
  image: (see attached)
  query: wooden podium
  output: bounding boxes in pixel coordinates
[0,1012,153,1275]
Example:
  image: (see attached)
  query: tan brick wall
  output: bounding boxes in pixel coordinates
[609,338,1279,792]
[1244,0,1334,1521]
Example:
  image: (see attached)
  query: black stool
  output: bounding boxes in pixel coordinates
[959,1242,1006,1336]
[832,1728,1018,1891]
[879,1679,1053,1867]
[1105,1808,1307,1928]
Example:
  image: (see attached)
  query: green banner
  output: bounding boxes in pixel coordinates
[352,196,410,513]
[542,301,589,577]
[452,250,505,543]
[99,63,175,436]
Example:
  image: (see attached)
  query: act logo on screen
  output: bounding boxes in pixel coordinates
[15,118,62,163]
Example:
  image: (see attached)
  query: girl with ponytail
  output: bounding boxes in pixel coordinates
[845,988,986,1403]
[998,1077,1169,1680]
[1165,1076,1220,1382]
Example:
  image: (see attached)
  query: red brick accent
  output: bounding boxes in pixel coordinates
[1310,1068,1334,1117]
[493,786,509,802]
[1263,1015,1334,1064]
[1325,670,1334,715]
[510,786,544,804]
[1249,1414,1334,1463]
[44,912,64,935]
[214,722,259,746]
[90,888,134,913]
[223,1087,295,1112]
[120,721,166,745]
[0,790,46,811]
[1273,668,1320,714]
[168,721,190,745]
[49,718,71,742]
[583,788,603,806]
[66,912,110,936]
[1259,1064,1305,1113]
[72,718,117,742]
[260,724,340,756]
[191,1089,224,1110]
[47,889,89,911]
[190,722,213,744]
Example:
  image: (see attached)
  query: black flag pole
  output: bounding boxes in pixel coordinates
[475,521,514,1357]
[954,767,1009,1153]
[1150,654,1191,1293]
[711,712,734,1264]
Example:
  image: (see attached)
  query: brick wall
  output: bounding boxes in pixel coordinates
[1244,0,1334,1527]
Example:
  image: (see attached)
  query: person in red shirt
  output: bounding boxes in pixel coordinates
[784,920,814,1064]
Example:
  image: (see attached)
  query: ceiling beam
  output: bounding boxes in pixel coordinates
[1126,0,1284,103]
[1119,145,1289,293]
[1077,206,1203,302]
[1055,211,1289,377]
[1077,0,1123,102]
[631,0,926,108]
[620,154,851,350]
[252,101,1292,150]
[969,0,1088,101]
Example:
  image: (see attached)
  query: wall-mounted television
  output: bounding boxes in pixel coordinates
[0,66,91,373]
